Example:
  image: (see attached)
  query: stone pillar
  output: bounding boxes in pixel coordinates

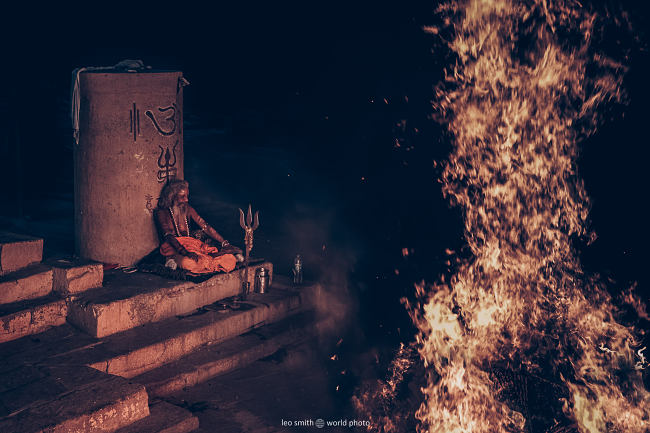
[75,71,185,265]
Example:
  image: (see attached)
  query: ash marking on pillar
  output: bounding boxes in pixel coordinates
[145,194,154,214]
[145,104,177,136]
[129,103,140,141]
[157,141,178,183]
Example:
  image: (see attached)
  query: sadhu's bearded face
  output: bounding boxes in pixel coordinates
[173,188,189,211]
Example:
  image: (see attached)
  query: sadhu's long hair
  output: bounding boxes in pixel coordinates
[157,179,189,209]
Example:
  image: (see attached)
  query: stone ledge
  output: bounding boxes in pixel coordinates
[0,294,67,344]
[68,261,273,338]
[0,232,43,276]
[0,263,53,305]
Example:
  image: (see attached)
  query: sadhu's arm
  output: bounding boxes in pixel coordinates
[188,206,227,245]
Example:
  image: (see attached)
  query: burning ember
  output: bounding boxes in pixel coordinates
[359,0,649,432]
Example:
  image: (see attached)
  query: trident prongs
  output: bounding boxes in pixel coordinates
[238,204,260,300]
[239,205,259,253]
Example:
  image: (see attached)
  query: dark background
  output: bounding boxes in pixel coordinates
[1,0,648,388]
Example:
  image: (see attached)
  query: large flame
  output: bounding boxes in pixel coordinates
[406,0,649,432]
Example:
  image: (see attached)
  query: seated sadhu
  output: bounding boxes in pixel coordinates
[154,180,243,274]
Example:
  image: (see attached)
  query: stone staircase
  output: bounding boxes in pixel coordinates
[0,232,103,343]
[0,231,323,432]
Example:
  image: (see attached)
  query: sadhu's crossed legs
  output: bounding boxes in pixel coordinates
[161,236,237,273]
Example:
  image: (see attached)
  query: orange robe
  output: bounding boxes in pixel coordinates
[160,236,237,274]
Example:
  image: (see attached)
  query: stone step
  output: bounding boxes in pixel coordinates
[47,258,104,296]
[0,365,149,433]
[0,232,43,276]
[162,343,338,433]
[55,283,318,379]
[135,310,324,397]
[68,261,273,338]
[0,324,94,374]
[115,400,198,433]
[0,263,53,305]
[0,294,67,344]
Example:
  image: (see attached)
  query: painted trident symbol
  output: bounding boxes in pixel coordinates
[157,141,179,183]
[239,204,259,299]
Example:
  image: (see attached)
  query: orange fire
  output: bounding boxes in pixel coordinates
[403,1,649,432]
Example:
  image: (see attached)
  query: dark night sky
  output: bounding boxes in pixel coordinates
[1,0,649,338]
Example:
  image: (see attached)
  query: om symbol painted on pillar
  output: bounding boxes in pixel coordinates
[145,104,178,136]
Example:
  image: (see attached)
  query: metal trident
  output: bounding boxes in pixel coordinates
[239,204,259,299]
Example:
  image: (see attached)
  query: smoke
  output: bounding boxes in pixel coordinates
[281,206,360,336]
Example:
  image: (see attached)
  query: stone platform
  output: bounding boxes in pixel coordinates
[1,273,321,432]
[59,283,316,378]
[0,230,326,432]
[68,262,273,338]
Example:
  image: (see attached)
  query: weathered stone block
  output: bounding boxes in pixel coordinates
[68,261,273,338]
[0,365,149,433]
[0,264,53,304]
[114,400,198,433]
[0,232,43,276]
[51,259,104,296]
[0,296,68,343]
